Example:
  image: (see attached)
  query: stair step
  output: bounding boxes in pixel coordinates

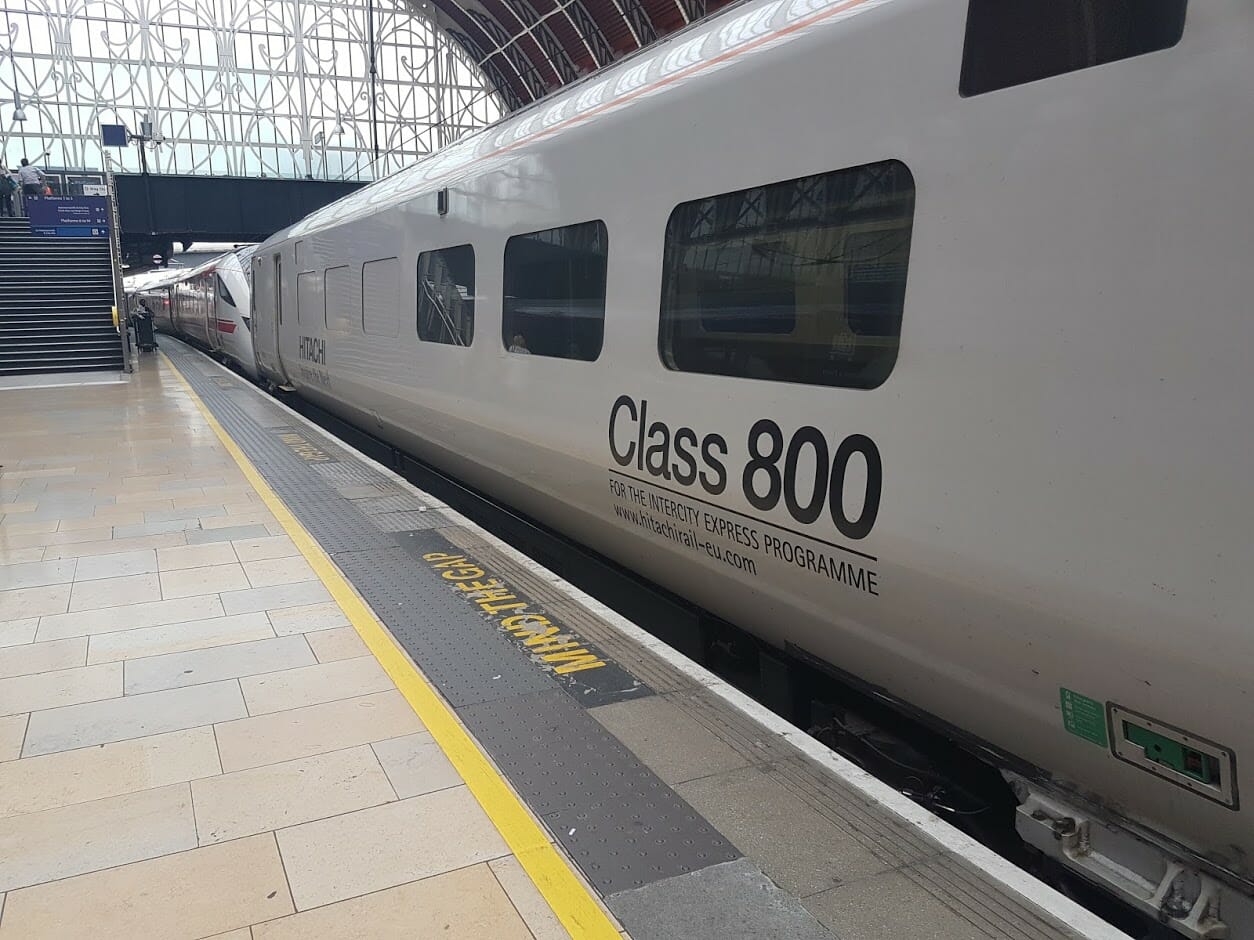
[0,235,108,243]
[0,335,117,343]
[0,321,116,330]
[0,298,113,303]
[0,310,115,318]
[0,317,114,323]
[0,227,124,377]
[0,316,114,322]
[0,370,121,381]
[0,282,113,288]
[0,289,114,294]
[0,353,122,368]
[0,361,122,376]
[0,290,113,296]
[0,340,119,350]
[0,335,119,346]
[0,268,112,275]
[0,311,115,318]
[0,295,114,302]
[0,316,115,323]
[0,310,114,317]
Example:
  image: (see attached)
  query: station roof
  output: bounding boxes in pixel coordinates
[406,0,736,111]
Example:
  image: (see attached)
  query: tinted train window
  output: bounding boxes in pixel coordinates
[324,265,357,333]
[296,271,320,327]
[215,274,236,308]
[362,258,400,338]
[659,161,914,390]
[502,220,607,361]
[960,0,1186,97]
[417,245,475,347]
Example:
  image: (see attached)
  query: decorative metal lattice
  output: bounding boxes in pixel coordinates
[0,0,504,180]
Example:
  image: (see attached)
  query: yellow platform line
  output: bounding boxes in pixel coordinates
[163,354,618,939]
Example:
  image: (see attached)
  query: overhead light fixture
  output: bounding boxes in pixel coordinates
[12,94,25,122]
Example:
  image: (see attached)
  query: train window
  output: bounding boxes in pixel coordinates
[659,160,915,390]
[362,258,400,338]
[215,274,236,309]
[296,271,320,327]
[959,0,1187,97]
[417,245,475,347]
[324,265,357,333]
[274,256,283,324]
[502,220,607,361]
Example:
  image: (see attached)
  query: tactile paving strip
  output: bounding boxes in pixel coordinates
[332,546,554,707]
[163,340,740,895]
[271,483,395,554]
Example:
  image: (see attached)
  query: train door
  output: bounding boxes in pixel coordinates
[203,271,223,353]
[269,253,291,386]
[251,253,284,385]
[273,254,283,365]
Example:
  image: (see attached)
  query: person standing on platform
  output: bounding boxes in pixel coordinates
[0,166,14,217]
[17,158,45,203]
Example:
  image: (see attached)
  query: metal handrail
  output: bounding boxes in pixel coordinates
[101,150,132,373]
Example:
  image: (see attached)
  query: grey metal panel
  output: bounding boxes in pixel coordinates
[606,858,835,940]
[311,462,401,492]
[353,494,433,513]
[459,688,740,893]
[329,482,406,499]
[224,391,294,427]
[371,510,451,532]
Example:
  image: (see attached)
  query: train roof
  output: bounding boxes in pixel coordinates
[123,243,260,294]
[272,0,886,247]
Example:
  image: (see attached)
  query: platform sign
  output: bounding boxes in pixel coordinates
[100,123,128,147]
[25,195,110,237]
[80,183,108,197]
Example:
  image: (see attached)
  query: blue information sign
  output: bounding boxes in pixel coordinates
[100,123,128,147]
[26,195,110,237]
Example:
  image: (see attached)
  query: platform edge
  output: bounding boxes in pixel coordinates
[160,352,619,940]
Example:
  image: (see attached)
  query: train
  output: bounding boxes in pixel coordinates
[126,246,259,379]
[135,0,1254,935]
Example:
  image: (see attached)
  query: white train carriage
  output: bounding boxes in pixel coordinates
[137,247,259,379]
[249,0,1254,934]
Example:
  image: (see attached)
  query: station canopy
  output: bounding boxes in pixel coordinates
[405,0,731,111]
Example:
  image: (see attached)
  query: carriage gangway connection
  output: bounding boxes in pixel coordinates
[0,342,1131,939]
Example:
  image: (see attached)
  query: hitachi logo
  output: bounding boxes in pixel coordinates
[298,336,325,365]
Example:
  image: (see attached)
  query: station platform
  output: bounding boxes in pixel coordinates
[0,344,1130,940]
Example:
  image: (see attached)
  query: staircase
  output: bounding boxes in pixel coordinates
[0,217,122,376]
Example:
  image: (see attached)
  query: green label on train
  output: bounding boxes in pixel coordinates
[1060,688,1108,747]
